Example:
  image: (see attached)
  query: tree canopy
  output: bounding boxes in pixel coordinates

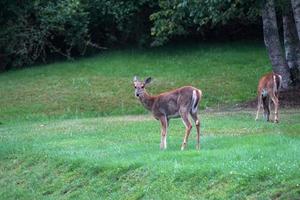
[150,0,261,46]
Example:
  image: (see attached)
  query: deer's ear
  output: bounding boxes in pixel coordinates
[133,76,139,82]
[144,77,152,85]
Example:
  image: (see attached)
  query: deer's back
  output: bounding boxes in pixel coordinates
[152,86,200,118]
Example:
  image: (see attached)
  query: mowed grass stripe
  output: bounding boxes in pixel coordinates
[0,110,299,199]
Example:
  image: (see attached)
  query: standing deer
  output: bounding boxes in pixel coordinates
[255,72,282,123]
[133,76,202,150]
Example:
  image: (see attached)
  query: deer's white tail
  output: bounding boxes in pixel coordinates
[273,74,282,94]
[277,74,282,91]
[191,90,202,113]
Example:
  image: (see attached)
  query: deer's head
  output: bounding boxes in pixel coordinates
[133,76,152,97]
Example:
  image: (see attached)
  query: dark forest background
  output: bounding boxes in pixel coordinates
[0,0,263,69]
[1,0,300,88]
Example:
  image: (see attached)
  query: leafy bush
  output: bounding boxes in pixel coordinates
[0,0,90,69]
[0,0,159,69]
[87,0,158,47]
[150,0,261,46]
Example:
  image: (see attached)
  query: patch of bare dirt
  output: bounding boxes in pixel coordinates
[239,88,300,109]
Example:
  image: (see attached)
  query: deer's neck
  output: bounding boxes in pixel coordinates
[139,92,154,111]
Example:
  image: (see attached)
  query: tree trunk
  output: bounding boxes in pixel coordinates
[283,10,300,84]
[291,0,300,40]
[262,0,291,89]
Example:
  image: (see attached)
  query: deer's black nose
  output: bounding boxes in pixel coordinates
[136,94,139,97]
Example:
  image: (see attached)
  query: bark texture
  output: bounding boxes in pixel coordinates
[283,12,300,84]
[262,0,291,88]
[291,0,300,40]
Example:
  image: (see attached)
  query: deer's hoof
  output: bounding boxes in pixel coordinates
[160,144,164,150]
[181,142,187,151]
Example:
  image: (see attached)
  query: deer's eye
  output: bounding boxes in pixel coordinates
[134,86,136,89]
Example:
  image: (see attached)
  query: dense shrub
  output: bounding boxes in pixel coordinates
[0,0,90,69]
[150,0,261,46]
[87,0,158,47]
[0,0,158,69]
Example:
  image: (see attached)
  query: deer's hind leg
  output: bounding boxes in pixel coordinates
[190,111,200,150]
[270,94,279,123]
[262,96,270,121]
[255,94,263,121]
[180,112,192,150]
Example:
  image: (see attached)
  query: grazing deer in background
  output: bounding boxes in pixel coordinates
[255,72,282,123]
[133,76,202,150]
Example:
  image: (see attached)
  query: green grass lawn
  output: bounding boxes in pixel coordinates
[0,41,270,122]
[1,110,300,199]
[1,41,299,199]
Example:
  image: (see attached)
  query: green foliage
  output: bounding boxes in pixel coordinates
[1,111,300,199]
[0,0,160,69]
[38,0,90,54]
[150,0,261,46]
[87,0,158,46]
[0,0,90,69]
[0,0,161,68]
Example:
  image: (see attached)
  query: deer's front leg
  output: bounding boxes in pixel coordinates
[159,115,168,150]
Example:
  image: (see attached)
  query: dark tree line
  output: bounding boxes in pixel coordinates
[1,0,300,88]
[0,0,157,70]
